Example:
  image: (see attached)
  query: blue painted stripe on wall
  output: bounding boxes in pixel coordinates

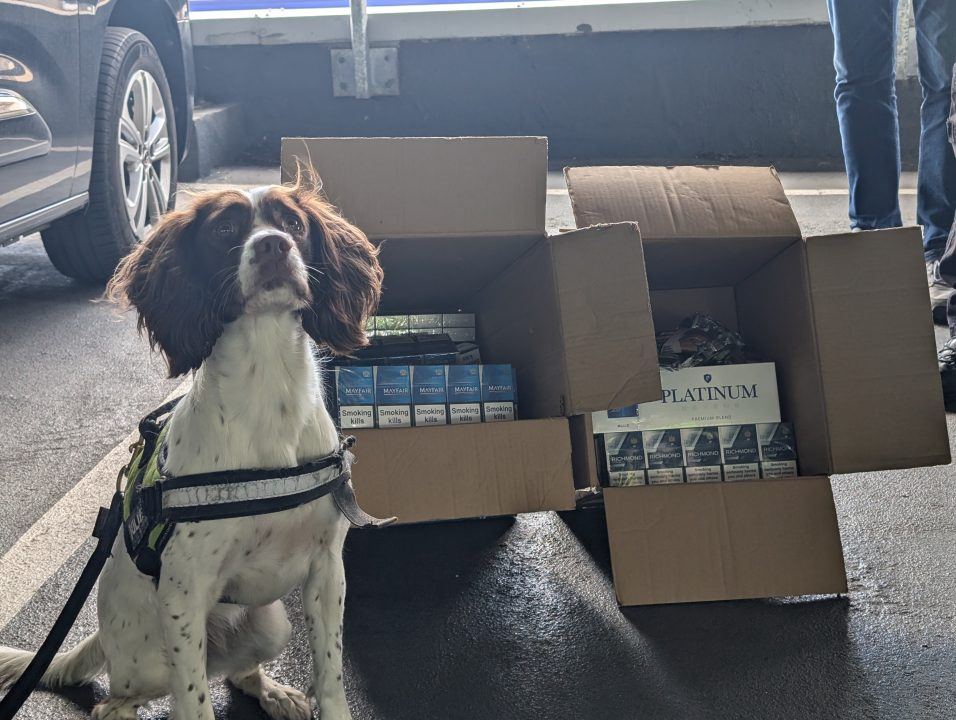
[191,0,540,9]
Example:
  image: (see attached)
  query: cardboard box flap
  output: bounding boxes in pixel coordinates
[549,223,662,414]
[351,419,574,523]
[804,227,950,472]
[282,137,547,239]
[604,477,848,606]
[565,165,802,290]
[565,165,801,240]
[472,223,662,418]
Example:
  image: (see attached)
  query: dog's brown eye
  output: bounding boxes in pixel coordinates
[282,216,303,234]
[214,221,237,239]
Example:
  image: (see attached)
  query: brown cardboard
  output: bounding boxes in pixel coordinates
[650,287,738,331]
[281,137,663,524]
[474,224,661,419]
[351,419,574,524]
[565,164,950,477]
[565,165,802,289]
[736,242,832,476]
[566,164,949,606]
[372,234,540,313]
[283,136,547,239]
[564,165,800,239]
[804,228,950,471]
[603,477,848,606]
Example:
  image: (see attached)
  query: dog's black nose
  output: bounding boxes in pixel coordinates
[253,234,292,260]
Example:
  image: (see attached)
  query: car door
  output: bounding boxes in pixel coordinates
[0,0,79,231]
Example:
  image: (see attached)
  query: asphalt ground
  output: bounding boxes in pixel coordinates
[1,170,954,720]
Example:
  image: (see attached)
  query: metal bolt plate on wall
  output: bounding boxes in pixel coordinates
[331,47,400,97]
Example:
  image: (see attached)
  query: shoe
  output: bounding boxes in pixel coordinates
[939,338,956,412]
[927,261,953,325]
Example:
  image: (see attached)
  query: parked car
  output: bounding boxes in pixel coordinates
[0,0,194,281]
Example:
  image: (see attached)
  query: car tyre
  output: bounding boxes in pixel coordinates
[42,28,177,282]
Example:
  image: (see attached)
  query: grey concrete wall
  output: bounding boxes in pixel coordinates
[194,24,921,168]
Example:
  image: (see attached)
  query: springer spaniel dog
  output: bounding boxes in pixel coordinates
[0,182,382,720]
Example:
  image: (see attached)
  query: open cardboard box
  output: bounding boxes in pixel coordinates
[565,165,951,605]
[281,137,662,524]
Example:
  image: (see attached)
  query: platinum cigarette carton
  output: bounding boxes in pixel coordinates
[681,427,723,483]
[719,424,760,481]
[480,364,516,422]
[411,365,448,426]
[374,365,412,428]
[592,362,781,433]
[757,422,799,479]
[604,432,647,487]
[336,366,375,429]
[446,364,481,424]
[643,429,685,484]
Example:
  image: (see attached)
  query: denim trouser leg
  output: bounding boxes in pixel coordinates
[828,0,903,232]
[936,61,956,317]
[914,0,956,261]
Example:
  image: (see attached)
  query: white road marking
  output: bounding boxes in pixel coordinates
[0,383,189,631]
[785,188,917,196]
[547,188,918,196]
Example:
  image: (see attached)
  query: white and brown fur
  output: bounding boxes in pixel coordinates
[0,181,383,720]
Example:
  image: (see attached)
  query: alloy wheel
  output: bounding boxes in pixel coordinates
[118,69,172,240]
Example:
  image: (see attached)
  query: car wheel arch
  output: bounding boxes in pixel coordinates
[106,0,191,164]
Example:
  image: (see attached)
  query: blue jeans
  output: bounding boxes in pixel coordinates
[828,0,956,261]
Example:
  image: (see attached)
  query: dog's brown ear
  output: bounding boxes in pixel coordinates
[293,185,382,355]
[105,203,227,377]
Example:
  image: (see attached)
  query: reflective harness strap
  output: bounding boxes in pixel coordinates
[148,451,350,523]
[123,397,395,581]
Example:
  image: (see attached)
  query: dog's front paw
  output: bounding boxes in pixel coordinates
[92,698,141,720]
[259,683,312,720]
[318,693,353,720]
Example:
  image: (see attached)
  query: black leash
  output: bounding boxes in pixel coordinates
[0,492,124,720]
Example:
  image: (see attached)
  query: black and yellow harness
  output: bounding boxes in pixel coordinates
[122,396,394,581]
[0,398,393,717]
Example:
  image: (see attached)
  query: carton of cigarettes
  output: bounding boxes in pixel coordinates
[681,427,723,483]
[592,362,781,433]
[643,429,685,484]
[446,364,482,424]
[411,365,448,426]
[335,366,375,429]
[603,432,647,486]
[719,424,760,481]
[479,364,516,422]
[374,365,412,428]
[757,422,798,479]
